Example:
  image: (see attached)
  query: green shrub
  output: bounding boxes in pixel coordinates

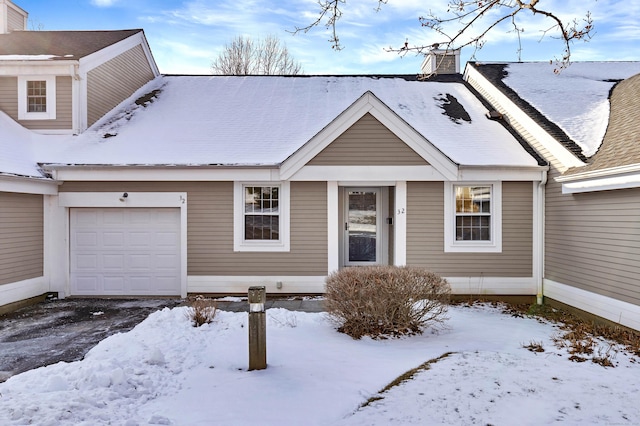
[325,266,450,339]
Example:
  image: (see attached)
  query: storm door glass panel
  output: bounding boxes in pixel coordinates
[347,190,377,262]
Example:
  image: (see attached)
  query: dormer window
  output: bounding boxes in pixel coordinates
[18,76,56,120]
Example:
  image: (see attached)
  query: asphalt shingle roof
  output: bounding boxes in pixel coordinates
[564,72,640,175]
[0,30,141,59]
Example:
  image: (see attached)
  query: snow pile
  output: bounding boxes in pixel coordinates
[0,110,61,178]
[0,304,637,425]
[503,62,640,157]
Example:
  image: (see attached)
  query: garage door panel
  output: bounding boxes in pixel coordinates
[70,208,181,296]
[75,276,99,292]
[75,232,98,248]
[103,254,125,270]
[156,277,180,292]
[75,254,98,270]
[129,232,153,247]
[103,232,125,248]
[102,210,126,225]
[104,276,125,292]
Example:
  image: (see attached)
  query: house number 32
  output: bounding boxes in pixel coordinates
[397,208,405,215]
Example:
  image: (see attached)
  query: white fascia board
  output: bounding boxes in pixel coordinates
[0,176,59,194]
[79,32,147,73]
[560,172,640,194]
[280,91,458,181]
[45,166,280,182]
[464,65,585,171]
[0,61,77,76]
[556,163,640,193]
[458,166,548,182]
[291,165,446,181]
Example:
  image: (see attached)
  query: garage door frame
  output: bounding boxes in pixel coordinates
[58,192,188,298]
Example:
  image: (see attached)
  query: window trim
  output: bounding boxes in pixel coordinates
[443,181,502,253]
[18,75,57,120]
[233,181,290,252]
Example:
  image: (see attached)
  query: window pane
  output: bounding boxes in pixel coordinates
[245,215,279,240]
[26,81,47,113]
[244,185,280,240]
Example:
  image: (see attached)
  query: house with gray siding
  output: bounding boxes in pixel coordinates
[465,61,640,331]
[1,0,639,333]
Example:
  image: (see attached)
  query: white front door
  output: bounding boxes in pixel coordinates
[344,188,382,266]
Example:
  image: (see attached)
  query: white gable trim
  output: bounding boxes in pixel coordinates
[79,31,159,75]
[464,64,585,172]
[279,91,458,181]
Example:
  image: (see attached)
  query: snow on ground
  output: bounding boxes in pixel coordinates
[0,304,637,425]
[503,62,640,157]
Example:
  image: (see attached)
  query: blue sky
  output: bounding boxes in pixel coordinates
[15,0,640,75]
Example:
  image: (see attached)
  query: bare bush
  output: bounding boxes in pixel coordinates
[325,266,451,339]
[185,295,218,327]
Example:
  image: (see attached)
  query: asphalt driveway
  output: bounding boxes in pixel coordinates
[0,298,182,383]
[0,296,324,383]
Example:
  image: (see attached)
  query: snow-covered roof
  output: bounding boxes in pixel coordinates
[33,75,538,171]
[0,111,66,178]
[502,62,640,157]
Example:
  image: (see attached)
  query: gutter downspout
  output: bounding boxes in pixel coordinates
[536,170,548,305]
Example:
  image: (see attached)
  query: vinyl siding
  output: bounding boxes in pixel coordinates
[0,192,43,285]
[0,76,72,130]
[7,6,24,31]
[545,169,640,305]
[59,181,328,276]
[406,181,533,277]
[0,76,18,117]
[308,113,428,166]
[87,44,155,126]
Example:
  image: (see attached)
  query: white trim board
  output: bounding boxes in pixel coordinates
[0,277,48,308]
[447,277,537,295]
[188,276,326,294]
[188,275,536,296]
[544,279,640,331]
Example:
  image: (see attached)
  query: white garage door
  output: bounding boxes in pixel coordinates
[70,208,181,296]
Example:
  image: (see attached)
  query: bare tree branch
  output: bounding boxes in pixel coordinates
[295,0,595,72]
[212,35,303,75]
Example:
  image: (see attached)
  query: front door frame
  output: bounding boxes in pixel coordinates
[341,186,389,267]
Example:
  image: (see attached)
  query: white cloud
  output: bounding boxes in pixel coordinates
[91,0,118,7]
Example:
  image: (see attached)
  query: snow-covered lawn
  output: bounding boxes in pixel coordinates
[0,303,638,425]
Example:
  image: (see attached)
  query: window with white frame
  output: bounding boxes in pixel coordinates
[244,186,280,240]
[444,182,502,252]
[234,182,290,252]
[17,76,56,120]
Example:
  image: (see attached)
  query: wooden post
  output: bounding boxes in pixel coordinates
[248,286,267,371]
